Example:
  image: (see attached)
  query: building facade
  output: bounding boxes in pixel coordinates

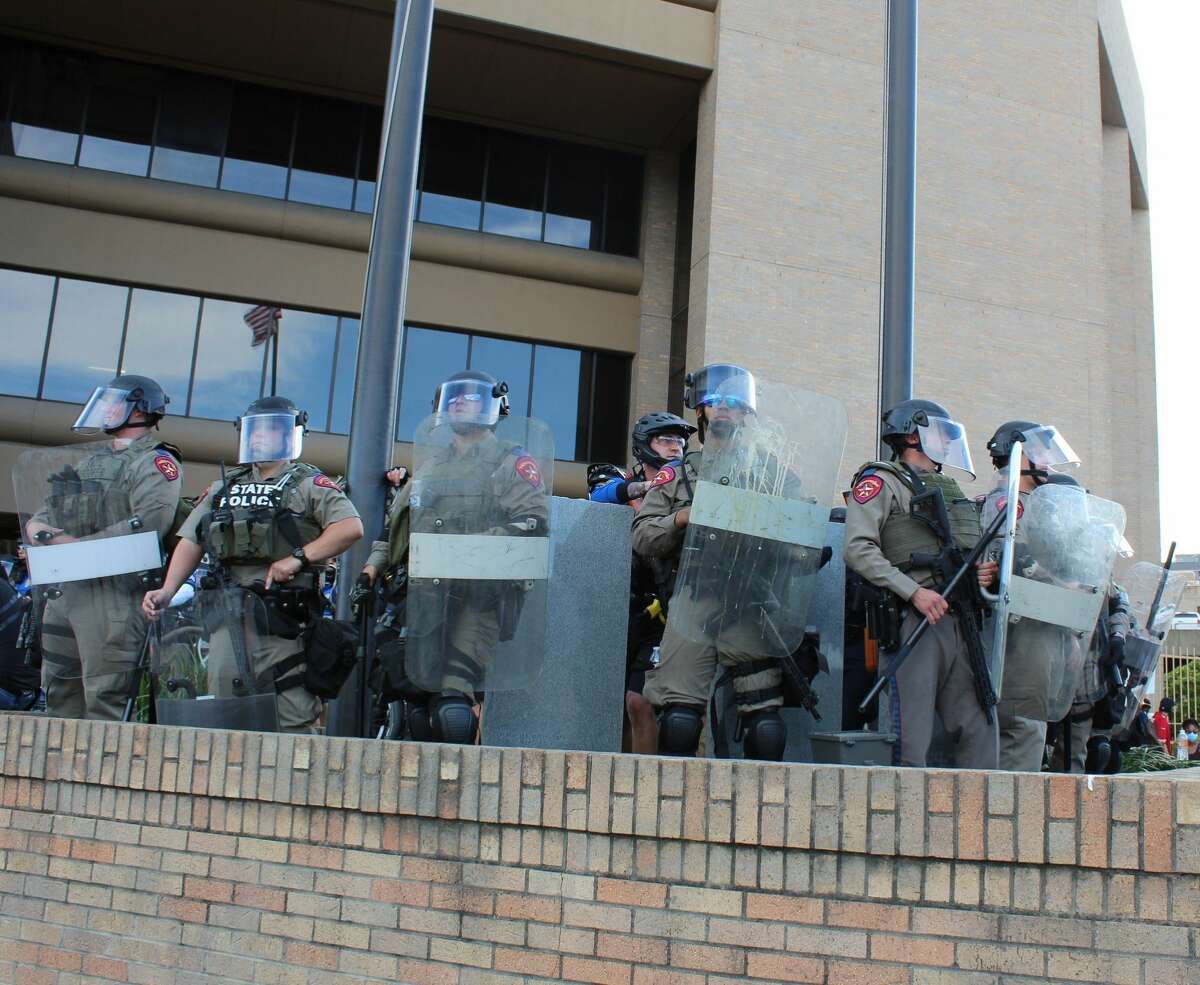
[0,0,1158,559]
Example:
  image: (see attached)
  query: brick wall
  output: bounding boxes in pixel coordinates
[1,714,1198,984]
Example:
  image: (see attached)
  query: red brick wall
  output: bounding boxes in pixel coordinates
[1,714,1198,984]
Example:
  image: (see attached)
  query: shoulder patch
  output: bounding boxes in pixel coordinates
[153,455,180,482]
[650,465,676,488]
[852,474,884,505]
[996,496,1024,519]
[313,474,339,490]
[514,455,542,487]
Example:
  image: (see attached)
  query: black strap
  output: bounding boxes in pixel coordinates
[732,684,784,708]
[272,652,307,694]
[730,658,779,679]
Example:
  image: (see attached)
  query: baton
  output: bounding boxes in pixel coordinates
[858,507,1008,714]
[1145,541,1176,639]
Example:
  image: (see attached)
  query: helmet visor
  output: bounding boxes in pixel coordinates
[238,413,303,463]
[916,416,976,479]
[689,364,757,412]
[1022,425,1080,471]
[72,386,135,434]
[435,378,502,426]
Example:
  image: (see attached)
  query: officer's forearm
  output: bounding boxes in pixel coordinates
[161,540,204,597]
[303,517,364,564]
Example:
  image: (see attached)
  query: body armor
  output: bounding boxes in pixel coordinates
[45,448,134,537]
[408,438,514,536]
[201,463,315,563]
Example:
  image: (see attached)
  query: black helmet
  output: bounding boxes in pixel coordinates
[632,412,696,468]
[241,395,308,427]
[986,421,1042,464]
[586,463,627,493]
[433,370,509,426]
[683,363,757,412]
[71,374,170,434]
[237,395,308,464]
[880,399,951,444]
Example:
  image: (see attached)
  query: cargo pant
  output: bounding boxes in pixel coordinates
[206,623,321,733]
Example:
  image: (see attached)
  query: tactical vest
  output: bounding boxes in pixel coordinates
[201,463,316,563]
[408,439,514,537]
[46,447,135,537]
[859,461,979,577]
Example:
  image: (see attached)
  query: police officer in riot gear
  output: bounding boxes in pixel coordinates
[844,399,998,768]
[143,395,362,732]
[362,370,550,744]
[590,411,696,753]
[28,374,182,720]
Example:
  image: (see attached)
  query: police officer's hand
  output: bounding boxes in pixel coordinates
[385,467,409,488]
[673,507,691,530]
[911,587,949,624]
[625,480,649,501]
[361,564,378,586]
[265,555,304,589]
[976,560,999,590]
[26,522,71,545]
[142,588,173,619]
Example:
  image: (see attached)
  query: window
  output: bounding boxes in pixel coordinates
[271,309,339,430]
[530,345,582,460]
[470,336,532,418]
[40,278,127,402]
[354,108,382,214]
[119,288,201,409]
[397,327,468,441]
[289,97,358,210]
[7,46,86,165]
[418,117,484,230]
[152,74,230,188]
[482,130,547,241]
[78,60,158,176]
[545,141,605,250]
[188,299,269,421]
[221,83,292,199]
[328,317,361,433]
[0,268,54,398]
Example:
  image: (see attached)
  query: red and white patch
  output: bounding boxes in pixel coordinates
[515,455,542,487]
[650,465,676,488]
[996,496,1024,520]
[153,455,179,481]
[852,474,884,504]
[313,474,339,490]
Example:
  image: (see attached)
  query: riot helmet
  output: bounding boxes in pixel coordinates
[632,411,696,468]
[684,363,756,443]
[987,420,1080,477]
[236,395,308,464]
[432,370,509,431]
[880,398,975,479]
[72,374,169,434]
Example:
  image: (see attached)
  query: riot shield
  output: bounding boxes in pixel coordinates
[152,587,280,732]
[987,482,1126,722]
[404,415,553,693]
[667,380,847,658]
[1117,561,1188,730]
[980,451,1024,692]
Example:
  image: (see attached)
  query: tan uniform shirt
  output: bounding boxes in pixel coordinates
[631,455,697,562]
[844,464,928,602]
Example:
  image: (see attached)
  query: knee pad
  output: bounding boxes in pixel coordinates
[657,704,703,756]
[430,694,477,745]
[406,701,435,742]
[742,710,787,761]
[1086,735,1119,775]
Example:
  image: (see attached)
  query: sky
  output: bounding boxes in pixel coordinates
[1121,2,1200,553]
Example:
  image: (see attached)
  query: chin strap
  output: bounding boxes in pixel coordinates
[1020,468,1049,485]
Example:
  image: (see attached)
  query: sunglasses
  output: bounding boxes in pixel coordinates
[700,395,748,410]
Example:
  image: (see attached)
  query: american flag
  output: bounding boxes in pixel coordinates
[243,304,282,347]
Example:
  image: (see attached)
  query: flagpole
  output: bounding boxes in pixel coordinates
[270,328,279,396]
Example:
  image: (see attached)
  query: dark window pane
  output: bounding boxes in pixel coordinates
[0,268,55,397]
[604,152,644,257]
[418,118,484,230]
[272,308,338,431]
[221,84,293,199]
[589,351,631,463]
[189,299,268,420]
[8,46,87,164]
[289,97,357,209]
[78,59,158,176]
[397,327,468,441]
[151,73,230,187]
[545,142,604,250]
[530,344,581,460]
[41,278,128,402]
[482,131,545,240]
[470,336,531,417]
[354,106,382,213]
[328,317,360,433]
[119,288,199,409]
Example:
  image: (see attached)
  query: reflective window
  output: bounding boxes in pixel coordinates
[78,60,158,176]
[221,84,292,199]
[482,130,546,241]
[590,351,632,463]
[354,107,382,214]
[470,336,532,418]
[188,299,268,421]
[272,309,339,431]
[545,142,604,250]
[8,47,86,165]
[0,268,55,398]
[418,118,484,231]
[328,317,360,434]
[530,345,582,460]
[604,152,644,257]
[397,327,468,441]
[289,97,357,210]
[151,74,230,188]
[40,278,128,402]
[119,288,200,410]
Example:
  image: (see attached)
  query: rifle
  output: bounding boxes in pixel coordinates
[858,505,1007,715]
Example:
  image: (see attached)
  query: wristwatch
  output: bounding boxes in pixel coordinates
[291,547,310,570]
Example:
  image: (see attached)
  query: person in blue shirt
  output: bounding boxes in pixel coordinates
[588,411,695,753]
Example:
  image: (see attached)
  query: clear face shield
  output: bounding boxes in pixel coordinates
[72,386,136,434]
[688,364,757,413]
[237,413,304,464]
[916,416,976,479]
[434,378,504,428]
[1022,425,1080,472]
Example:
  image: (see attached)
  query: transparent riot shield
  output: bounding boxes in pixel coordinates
[979,449,1024,693]
[15,443,165,720]
[988,482,1126,722]
[667,380,847,658]
[1116,561,1188,730]
[152,587,280,732]
[405,415,553,693]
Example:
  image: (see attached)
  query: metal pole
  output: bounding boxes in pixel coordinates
[327,0,433,738]
[878,0,918,453]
